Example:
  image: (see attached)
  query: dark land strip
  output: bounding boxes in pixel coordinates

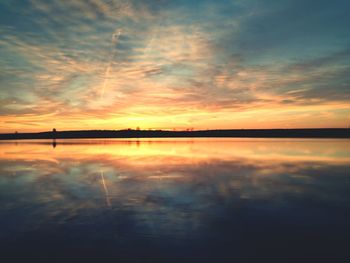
[0,128,349,140]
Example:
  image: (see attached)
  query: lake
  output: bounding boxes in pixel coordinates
[0,138,349,262]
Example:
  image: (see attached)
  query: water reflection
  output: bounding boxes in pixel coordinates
[0,139,349,262]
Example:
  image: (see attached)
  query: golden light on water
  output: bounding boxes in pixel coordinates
[1,139,349,164]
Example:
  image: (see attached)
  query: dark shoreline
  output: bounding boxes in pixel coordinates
[0,128,349,140]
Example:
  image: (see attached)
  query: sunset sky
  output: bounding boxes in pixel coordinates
[0,0,349,132]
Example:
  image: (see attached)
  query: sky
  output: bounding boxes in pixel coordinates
[0,0,349,132]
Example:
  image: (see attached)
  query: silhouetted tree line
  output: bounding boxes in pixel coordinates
[1,128,350,140]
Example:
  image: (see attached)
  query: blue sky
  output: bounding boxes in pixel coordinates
[0,0,349,131]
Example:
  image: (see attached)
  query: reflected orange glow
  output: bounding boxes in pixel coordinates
[1,138,349,164]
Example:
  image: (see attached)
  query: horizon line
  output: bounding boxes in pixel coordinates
[1,127,350,135]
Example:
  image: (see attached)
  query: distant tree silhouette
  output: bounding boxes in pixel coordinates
[52,128,57,139]
[0,128,349,140]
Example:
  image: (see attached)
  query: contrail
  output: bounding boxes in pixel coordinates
[100,171,111,207]
[101,29,122,99]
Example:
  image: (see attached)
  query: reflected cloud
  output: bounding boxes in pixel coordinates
[0,139,349,231]
[1,139,350,261]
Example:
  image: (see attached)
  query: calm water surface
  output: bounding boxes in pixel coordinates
[0,138,349,262]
